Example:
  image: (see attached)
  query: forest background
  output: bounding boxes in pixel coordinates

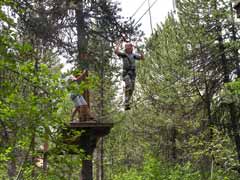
[1,0,240,179]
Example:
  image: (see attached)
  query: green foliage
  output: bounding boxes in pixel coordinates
[2,0,240,179]
[112,155,201,180]
[105,1,240,180]
[220,79,240,105]
[112,154,240,180]
[0,2,86,178]
[0,0,128,178]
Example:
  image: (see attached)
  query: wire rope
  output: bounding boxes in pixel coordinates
[133,0,158,27]
[130,0,148,18]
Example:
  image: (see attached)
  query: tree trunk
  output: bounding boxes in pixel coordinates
[215,1,240,163]
[170,126,177,161]
[96,138,104,180]
[230,2,240,78]
[96,41,105,180]
[75,0,90,108]
[229,103,240,162]
[80,160,93,180]
[75,0,89,69]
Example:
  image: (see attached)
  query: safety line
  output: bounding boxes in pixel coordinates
[148,0,154,34]
[130,0,148,18]
[133,0,158,27]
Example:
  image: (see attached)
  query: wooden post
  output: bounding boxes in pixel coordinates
[63,122,113,180]
[81,160,93,180]
[43,142,48,172]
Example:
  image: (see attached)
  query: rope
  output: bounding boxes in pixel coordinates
[118,0,158,42]
[172,0,177,13]
[148,0,154,34]
[130,0,148,18]
[133,0,158,27]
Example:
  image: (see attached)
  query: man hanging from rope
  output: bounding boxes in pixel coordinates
[115,41,144,110]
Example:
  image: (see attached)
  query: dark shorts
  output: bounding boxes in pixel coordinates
[123,69,136,80]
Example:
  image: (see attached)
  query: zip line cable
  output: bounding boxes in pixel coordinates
[133,0,158,28]
[148,0,154,34]
[172,0,177,13]
[118,0,157,42]
[130,0,148,18]
[119,0,158,42]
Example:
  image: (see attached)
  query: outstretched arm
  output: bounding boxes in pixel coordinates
[114,40,122,55]
[134,52,144,60]
[134,44,144,60]
[114,40,127,58]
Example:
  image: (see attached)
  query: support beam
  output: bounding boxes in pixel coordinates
[63,122,113,180]
[81,160,93,180]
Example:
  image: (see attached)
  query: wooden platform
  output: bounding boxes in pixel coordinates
[62,121,113,149]
[54,121,113,180]
[70,121,113,130]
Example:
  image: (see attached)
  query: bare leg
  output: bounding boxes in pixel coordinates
[79,105,94,121]
[72,106,80,121]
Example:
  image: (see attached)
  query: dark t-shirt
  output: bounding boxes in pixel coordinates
[116,51,141,70]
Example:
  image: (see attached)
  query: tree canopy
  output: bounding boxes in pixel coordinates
[1,0,240,179]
